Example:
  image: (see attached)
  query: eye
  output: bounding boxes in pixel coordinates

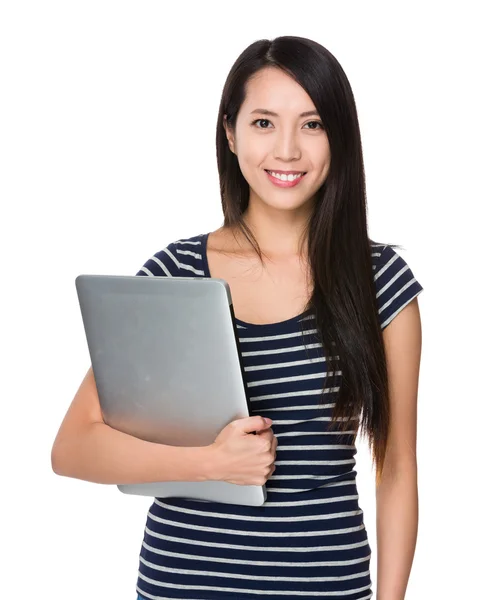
[251,119,324,130]
[304,121,324,130]
[252,118,273,129]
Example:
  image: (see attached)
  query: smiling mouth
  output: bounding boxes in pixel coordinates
[265,169,307,181]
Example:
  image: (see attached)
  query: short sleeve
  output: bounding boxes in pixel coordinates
[374,244,423,329]
[135,242,180,277]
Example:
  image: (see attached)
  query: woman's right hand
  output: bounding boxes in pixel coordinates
[208,415,277,486]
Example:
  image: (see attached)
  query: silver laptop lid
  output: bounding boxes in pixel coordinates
[75,274,266,506]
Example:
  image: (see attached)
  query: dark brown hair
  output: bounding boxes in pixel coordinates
[215,35,396,483]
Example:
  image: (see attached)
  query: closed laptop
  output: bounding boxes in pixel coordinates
[75,274,267,506]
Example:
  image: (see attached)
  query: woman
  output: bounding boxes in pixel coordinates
[52,36,423,600]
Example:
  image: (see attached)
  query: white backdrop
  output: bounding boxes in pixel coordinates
[2,1,503,598]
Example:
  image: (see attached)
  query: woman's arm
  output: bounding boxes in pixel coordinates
[375,298,422,600]
[51,367,213,484]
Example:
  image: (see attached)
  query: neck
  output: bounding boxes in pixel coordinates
[239,194,314,259]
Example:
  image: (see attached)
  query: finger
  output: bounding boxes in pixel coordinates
[258,429,273,439]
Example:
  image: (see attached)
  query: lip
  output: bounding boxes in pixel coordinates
[264,169,306,188]
[265,169,305,175]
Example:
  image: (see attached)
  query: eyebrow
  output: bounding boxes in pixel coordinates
[250,108,320,118]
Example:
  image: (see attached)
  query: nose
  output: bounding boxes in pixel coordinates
[273,128,302,162]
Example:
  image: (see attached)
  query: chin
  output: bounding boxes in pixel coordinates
[262,195,313,212]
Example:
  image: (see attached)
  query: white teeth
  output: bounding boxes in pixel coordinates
[268,171,304,182]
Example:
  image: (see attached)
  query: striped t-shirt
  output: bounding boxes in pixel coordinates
[134,232,423,600]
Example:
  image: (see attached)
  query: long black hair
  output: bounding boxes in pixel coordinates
[215,36,395,483]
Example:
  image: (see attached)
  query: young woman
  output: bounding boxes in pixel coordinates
[52,36,423,600]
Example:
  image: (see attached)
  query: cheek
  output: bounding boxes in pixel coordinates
[236,154,263,190]
[236,128,271,167]
[321,159,331,178]
[237,153,257,180]
[316,145,331,177]
[238,145,267,177]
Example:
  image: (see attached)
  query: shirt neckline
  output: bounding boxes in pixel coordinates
[199,231,312,331]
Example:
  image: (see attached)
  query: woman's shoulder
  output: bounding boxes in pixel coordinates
[135,232,207,278]
[369,240,424,329]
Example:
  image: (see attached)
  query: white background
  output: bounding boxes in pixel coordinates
[1,1,503,598]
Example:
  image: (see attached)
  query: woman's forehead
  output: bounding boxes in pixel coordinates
[242,68,317,116]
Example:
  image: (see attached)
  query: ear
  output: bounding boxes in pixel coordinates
[223,114,236,154]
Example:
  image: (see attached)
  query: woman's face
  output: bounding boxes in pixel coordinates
[225,66,330,215]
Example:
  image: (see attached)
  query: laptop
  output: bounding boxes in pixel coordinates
[75,274,267,507]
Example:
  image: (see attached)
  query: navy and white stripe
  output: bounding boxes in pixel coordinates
[134,233,423,600]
